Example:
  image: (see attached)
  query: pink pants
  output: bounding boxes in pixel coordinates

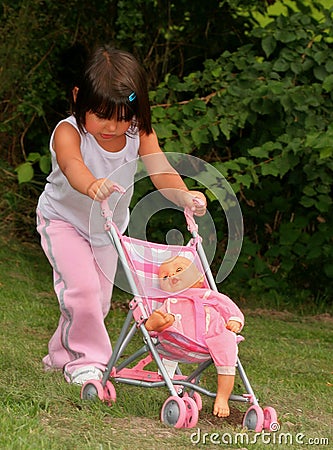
[37,211,117,381]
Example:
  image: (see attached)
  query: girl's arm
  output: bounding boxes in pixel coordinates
[53,122,115,200]
[139,130,206,215]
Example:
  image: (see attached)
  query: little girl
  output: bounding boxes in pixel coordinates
[145,256,244,418]
[36,45,206,385]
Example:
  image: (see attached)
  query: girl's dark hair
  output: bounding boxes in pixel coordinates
[72,45,152,135]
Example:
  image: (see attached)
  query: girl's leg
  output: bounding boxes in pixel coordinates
[93,245,118,318]
[37,213,117,381]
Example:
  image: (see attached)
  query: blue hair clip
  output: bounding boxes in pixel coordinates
[128,92,136,102]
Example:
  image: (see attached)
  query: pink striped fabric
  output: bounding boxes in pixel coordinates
[119,233,208,311]
[114,228,213,359]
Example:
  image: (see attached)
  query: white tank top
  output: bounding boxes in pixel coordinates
[37,115,139,246]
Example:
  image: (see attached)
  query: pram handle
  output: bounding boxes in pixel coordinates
[101,186,202,234]
[100,183,126,226]
[111,182,126,195]
[184,197,205,234]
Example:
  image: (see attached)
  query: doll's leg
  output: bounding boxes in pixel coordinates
[204,307,238,417]
[214,374,235,417]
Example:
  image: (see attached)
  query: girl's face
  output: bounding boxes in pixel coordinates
[84,111,132,149]
[158,256,204,293]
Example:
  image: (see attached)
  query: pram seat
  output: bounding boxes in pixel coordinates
[81,196,278,430]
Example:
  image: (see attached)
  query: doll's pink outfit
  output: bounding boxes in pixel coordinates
[154,288,244,375]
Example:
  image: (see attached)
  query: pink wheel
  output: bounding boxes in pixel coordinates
[192,392,203,411]
[243,405,264,432]
[263,406,279,431]
[183,396,199,428]
[103,380,117,405]
[161,396,187,428]
[81,380,104,401]
[183,392,202,411]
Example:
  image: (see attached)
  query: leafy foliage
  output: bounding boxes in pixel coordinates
[1,0,333,304]
[1,0,256,168]
[148,4,333,301]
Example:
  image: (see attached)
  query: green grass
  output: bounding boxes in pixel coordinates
[0,237,332,449]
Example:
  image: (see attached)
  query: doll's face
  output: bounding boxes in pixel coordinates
[158,256,204,293]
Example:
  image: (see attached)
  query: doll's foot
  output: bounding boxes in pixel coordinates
[213,399,230,418]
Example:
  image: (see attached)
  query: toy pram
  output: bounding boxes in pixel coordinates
[81,189,278,430]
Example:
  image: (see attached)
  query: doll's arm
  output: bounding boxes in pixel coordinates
[226,319,242,333]
[210,291,244,330]
[145,310,175,332]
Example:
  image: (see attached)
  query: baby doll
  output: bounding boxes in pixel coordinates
[145,256,244,418]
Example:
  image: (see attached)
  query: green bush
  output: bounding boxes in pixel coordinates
[1,1,332,305]
[148,5,333,302]
[0,0,257,239]
[1,0,255,169]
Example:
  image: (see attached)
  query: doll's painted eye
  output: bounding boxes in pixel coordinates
[176,267,183,273]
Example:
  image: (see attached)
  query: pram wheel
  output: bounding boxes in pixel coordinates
[81,380,117,405]
[191,392,203,411]
[183,396,199,428]
[263,406,278,431]
[81,380,104,401]
[103,380,117,405]
[161,396,187,428]
[243,405,264,432]
[183,391,202,411]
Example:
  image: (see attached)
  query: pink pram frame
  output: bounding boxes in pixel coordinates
[81,199,278,431]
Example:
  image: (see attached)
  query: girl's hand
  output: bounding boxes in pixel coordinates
[87,178,117,201]
[181,190,207,216]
